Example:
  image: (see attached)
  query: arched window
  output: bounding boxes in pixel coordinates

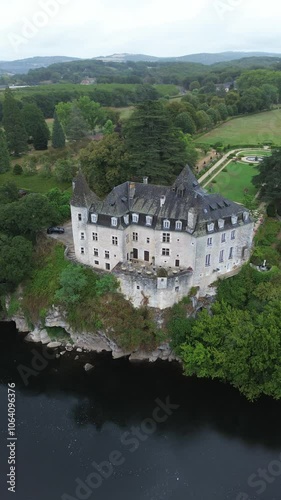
[163,219,170,229]
[175,220,182,230]
[111,217,118,227]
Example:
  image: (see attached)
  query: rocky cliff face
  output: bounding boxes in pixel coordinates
[6,305,180,364]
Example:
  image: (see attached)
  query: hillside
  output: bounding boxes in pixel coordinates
[95,51,281,64]
[0,56,79,75]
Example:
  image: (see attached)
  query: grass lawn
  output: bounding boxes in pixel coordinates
[237,150,272,157]
[0,170,71,194]
[206,161,258,203]
[195,109,281,146]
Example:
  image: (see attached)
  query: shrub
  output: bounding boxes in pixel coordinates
[266,203,277,217]
[13,164,23,175]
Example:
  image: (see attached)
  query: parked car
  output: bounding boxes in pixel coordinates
[47,226,65,234]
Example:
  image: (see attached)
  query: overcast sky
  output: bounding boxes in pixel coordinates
[1,0,281,60]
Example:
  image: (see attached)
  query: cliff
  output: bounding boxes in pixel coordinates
[4,305,180,364]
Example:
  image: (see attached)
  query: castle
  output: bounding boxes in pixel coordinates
[70,166,254,309]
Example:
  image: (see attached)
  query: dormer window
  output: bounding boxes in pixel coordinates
[163,219,170,229]
[91,213,98,223]
[207,222,215,232]
[132,213,139,223]
[231,215,238,225]
[175,220,182,230]
[218,218,225,229]
[146,216,152,226]
[123,215,129,225]
[243,212,249,222]
[111,217,118,227]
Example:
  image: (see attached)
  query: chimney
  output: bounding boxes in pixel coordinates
[129,182,135,199]
[160,195,166,207]
[143,177,148,185]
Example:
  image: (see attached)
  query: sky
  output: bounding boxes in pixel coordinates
[1,0,281,61]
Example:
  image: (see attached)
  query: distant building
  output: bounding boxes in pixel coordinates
[71,166,254,309]
[80,78,97,85]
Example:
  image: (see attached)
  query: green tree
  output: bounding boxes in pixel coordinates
[0,182,19,204]
[253,149,281,206]
[124,100,189,183]
[55,265,87,305]
[174,112,196,134]
[0,130,11,173]
[22,103,50,150]
[2,88,28,155]
[0,234,33,291]
[76,96,105,132]
[103,119,114,135]
[51,113,65,148]
[53,159,78,183]
[80,133,130,196]
[64,105,89,141]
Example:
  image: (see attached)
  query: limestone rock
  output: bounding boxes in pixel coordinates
[84,363,94,372]
[47,341,62,349]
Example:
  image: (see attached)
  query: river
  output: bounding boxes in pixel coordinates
[0,321,281,500]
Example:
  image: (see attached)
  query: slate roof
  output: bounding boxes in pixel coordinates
[71,171,100,207]
[71,166,251,233]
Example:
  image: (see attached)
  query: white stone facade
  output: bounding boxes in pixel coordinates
[70,168,254,309]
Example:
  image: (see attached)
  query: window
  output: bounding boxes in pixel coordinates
[175,286,179,292]
[111,217,118,227]
[132,213,139,223]
[80,232,85,240]
[91,213,98,223]
[92,232,98,241]
[80,247,85,255]
[243,211,249,222]
[123,215,129,225]
[175,259,180,267]
[133,232,138,242]
[229,247,234,259]
[207,222,215,232]
[218,218,224,229]
[94,260,99,265]
[231,215,238,225]
[175,220,182,230]
[78,213,82,221]
[105,251,110,259]
[205,254,211,267]
[231,230,236,240]
[105,263,110,270]
[112,236,118,246]
[162,248,170,256]
[163,219,170,229]
[94,248,99,257]
[219,250,224,263]
[162,233,170,243]
[146,216,152,226]
[126,234,129,244]
[207,237,213,246]
[147,238,150,244]
[221,233,226,243]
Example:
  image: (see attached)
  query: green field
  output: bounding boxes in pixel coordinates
[196,109,281,147]
[0,171,70,194]
[206,161,258,203]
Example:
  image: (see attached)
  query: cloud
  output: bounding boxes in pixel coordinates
[0,0,281,60]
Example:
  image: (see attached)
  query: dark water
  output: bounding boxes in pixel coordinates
[1,322,281,500]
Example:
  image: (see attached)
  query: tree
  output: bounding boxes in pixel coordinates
[13,164,23,175]
[2,88,28,155]
[76,96,105,132]
[253,149,281,206]
[64,105,89,141]
[51,113,65,148]
[124,100,189,184]
[80,133,130,196]
[174,112,196,134]
[0,182,19,204]
[0,234,33,291]
[0,193,58,237]
[103,119,114,135]
[195,110,212,130]
[0,130,11,173]
[22,103,50,150]
[53,159,78,183]
[55,265,87,305]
